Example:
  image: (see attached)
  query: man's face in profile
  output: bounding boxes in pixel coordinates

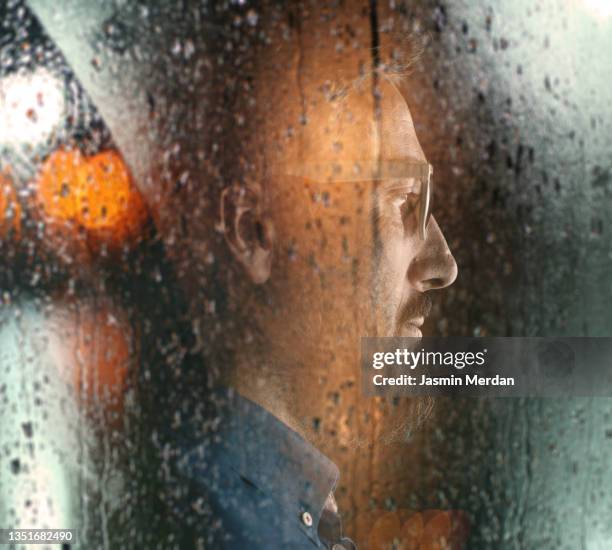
[250,75,457,366]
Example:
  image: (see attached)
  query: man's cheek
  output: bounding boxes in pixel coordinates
[377,229,411,280]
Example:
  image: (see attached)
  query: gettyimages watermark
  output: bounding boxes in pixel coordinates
[362,337,612,397]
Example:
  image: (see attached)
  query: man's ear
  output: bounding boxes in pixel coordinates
[219,184,274,284]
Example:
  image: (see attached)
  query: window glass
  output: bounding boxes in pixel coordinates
[1,1,611,547]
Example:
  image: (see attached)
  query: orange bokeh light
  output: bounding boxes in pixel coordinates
[50,302,135,409]
[36,149,148,247]
[72,309,131,403]
[0,170,21,239]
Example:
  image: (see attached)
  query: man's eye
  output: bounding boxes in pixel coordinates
[398,192,420,215]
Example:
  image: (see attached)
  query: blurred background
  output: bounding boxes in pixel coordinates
[1,0,611,548]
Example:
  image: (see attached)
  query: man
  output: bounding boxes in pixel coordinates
[166,10,457,549]
[23,1,457,547]
[221,57,458,433]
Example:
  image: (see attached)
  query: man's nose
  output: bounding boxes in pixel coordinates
[407,216,458,292]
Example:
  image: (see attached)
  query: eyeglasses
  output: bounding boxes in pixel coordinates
[273,159,434,240]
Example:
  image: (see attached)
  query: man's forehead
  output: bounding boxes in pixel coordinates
[271,75,427,180]
[376,78,427,164]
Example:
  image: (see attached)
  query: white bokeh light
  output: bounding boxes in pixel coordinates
[0,68,65,148]
[581,0,612,18]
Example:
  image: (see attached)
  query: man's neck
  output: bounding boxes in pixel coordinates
[232,375,310,441]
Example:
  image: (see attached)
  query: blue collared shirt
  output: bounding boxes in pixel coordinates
[173,388,356,549]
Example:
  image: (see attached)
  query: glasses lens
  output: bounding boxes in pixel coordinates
[419,168,433,240]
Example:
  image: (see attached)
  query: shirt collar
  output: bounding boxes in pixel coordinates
[179,387,339,543]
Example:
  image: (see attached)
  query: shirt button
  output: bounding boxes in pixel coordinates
[332,544,346,550]
[301,511,313,527]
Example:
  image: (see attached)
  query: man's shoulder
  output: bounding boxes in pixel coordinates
[168,387,340,549]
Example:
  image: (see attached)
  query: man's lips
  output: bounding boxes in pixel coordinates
[398,323,422,337]
[398,295,431,324]
[396,295,431,337]
[396,314,425,337]
[404,316,424,328]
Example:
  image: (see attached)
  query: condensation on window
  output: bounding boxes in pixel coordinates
[1,0,611,548]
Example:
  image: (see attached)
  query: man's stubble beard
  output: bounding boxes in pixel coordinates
[357,245,437,446]
[370,244,404,337]
[238,240,435,447]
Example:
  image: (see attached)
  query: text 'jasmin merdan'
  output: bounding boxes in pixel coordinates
[372,349,488,370]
